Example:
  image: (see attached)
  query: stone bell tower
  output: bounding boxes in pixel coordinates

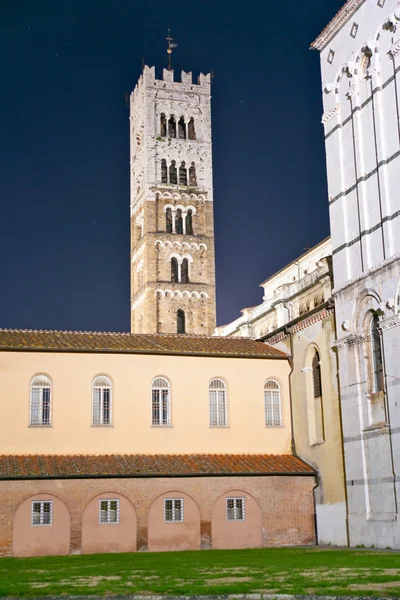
[130,65,216,335]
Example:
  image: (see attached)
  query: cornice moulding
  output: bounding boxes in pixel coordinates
[311,0,367,51]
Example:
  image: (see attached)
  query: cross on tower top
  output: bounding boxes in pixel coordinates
[166,28,178,71]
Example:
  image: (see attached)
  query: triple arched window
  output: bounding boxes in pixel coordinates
[209,378,227,426]
[152,377,171,426]
[92,375,112,426]
[160,114,196,140]
[264,380,282,427]
[165,207,194,235]
[30,375,52,426]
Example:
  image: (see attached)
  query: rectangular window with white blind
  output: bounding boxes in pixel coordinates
[226,497,245,521]
[31,501,52,526]
[99,499,120,524]
[164,498,183,522]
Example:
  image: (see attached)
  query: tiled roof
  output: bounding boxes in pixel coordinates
[311,0,366,51]
[0,454,315,479]
[0,329,288,359]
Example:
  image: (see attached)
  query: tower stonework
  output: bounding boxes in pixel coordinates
[130,66,216,335]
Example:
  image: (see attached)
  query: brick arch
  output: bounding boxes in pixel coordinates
[81,492,137,554]
[13,493,70,557]
[148,491,200,552]
[211,489,262,550]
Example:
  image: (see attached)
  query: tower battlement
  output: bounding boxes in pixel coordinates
[132,65,211,100]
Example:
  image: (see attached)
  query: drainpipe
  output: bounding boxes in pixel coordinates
[287,325,319,545]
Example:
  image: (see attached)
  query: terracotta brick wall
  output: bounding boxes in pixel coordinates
[0,474,315,556]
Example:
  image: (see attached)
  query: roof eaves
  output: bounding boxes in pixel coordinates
[311,0,367,51]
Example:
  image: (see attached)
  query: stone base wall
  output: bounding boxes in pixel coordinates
[0,474,316,557]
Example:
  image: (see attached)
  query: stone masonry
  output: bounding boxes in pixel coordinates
[130,66,216,334]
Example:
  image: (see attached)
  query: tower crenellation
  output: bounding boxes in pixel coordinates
[130,65,216,335]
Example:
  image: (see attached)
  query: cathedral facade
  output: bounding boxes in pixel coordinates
[312,0,400,548]
[130,67,216,335]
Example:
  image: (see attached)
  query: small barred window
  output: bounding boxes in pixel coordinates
[99,499,120,524]
[32,501,52,526]
[226,497,245,521]
[164,498,183,522]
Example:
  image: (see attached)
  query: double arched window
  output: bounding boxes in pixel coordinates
[209,378,227,426]
[170,255,190,283]
[152,377,171,425]
[264,380,282,426]
[30,375,52,426]
[92,375,112,426]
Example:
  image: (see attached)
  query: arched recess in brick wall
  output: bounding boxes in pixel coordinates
[81,492,137,554]
[13,493,70,557]
[211,489,262,550]
[148,491,200,552]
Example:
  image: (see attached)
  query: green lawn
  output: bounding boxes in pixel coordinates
[0,547,400,598]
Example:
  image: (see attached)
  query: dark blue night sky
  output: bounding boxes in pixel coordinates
[0,0,342,332]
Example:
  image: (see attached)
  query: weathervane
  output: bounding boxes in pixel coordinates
[166,28,178,71]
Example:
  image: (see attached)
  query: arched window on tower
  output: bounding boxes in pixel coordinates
[175,209,183,234]
[181,258,189,284]
[179,161,187,185]
[371,314,384,393]
[189,162,197,187]
[168,115,176,138]
[169,160,177,184]
[166,208,173,233]
[161,159,167,184]
[160,113,167,137]
[186,209,193,235]
[171,257,179,282]
[178,116,186,139]
[188,117,196,140]
[177,309,186,334]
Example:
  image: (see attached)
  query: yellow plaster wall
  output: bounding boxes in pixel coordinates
[0,351,292,456]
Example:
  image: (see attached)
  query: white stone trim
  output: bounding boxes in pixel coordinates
[155,289,208,299]
[333,253,400,296]
[131,243,145,264]
[322,103,340,124]
[131,291,146,311]
[155,240,206,252]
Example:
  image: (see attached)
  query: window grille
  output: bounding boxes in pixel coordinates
[92,375,112,426]
[371,314,384,392]
[264,380,282,426]
[31,500,52,526]
[226,497,245,521]
[312,351,322,398]
[209,378,227,426]
[152,377,171,425]
[30,375,52,426]
[99,499,120,524]
[164,498,183,522]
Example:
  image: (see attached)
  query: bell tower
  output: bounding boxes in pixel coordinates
[130,65,216,334]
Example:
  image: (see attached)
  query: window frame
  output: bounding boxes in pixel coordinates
[209,378,228,427]
[164,497,184,522]
[29,374,52,427]
[31,500,53,526]
[151,377,171,426]
[92,375,113,427]
[264,379,283,427]
[99,498,120,524]
[226,497,245,522]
